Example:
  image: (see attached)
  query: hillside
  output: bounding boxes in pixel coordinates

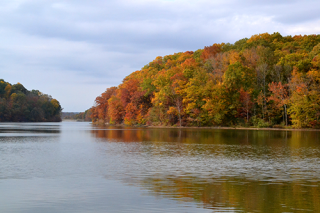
[0,80,62,122]
[91,33,320,128]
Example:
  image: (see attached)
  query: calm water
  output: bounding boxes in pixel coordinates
[0,122,320,212]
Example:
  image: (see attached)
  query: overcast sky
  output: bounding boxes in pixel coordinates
[1,0,320,112]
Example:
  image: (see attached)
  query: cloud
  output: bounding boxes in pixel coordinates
[0,0,319,111]
[275,10,320,25]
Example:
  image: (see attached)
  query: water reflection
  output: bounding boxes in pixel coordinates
[138,175,320,212]
[0,122,61,135]
[91,127,320,147]
[1,123,320,212]
[92,127,320,212]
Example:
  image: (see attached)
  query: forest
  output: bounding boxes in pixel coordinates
[0,79,62,122]
[91,33,320,128]
[61,110,92,121]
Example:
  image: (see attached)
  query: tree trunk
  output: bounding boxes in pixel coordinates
[176,98,182,127]
[284,104,288,126]
[178,108,182,127]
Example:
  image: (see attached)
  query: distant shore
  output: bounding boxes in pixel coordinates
[62,119,89,122]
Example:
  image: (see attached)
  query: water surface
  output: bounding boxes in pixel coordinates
[0,122,320,212]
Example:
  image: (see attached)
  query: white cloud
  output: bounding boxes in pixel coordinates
[0,0,319,111]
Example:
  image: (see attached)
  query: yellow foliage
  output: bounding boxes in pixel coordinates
[311,54,320,68]
[228,50,241,65]
[167,107,177,115]
[51,99,60,109]
[247,33,271,43]
[10,93,17,100]
[5,85,12,98]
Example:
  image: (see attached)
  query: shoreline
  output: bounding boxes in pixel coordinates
[90,122,320,131]
[144,126,320,131]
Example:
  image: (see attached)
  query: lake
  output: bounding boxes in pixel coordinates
[0,122,320,212]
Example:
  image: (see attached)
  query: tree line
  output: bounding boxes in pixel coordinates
[61,111,92,121]
[0,79,62,122]
[90,33,320,128]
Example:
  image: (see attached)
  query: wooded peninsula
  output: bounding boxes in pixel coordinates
[90,33,320,128]
[0,80,62,122]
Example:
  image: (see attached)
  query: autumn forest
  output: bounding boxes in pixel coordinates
[91,33,320,128]
[0,80,62,122]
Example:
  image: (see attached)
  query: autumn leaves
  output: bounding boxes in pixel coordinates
[91,33,320,128]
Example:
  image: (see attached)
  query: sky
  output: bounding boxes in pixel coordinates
[1,0,320,112]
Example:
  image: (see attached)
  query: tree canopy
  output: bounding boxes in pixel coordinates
[91,33,320,128]
[0,80,62,122]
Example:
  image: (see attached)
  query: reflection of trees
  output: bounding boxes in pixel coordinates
[138,175,320,212]
[0,125,61,134]
[92,128,320,163]
[94,128,320,212]
[91,128,320,148]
